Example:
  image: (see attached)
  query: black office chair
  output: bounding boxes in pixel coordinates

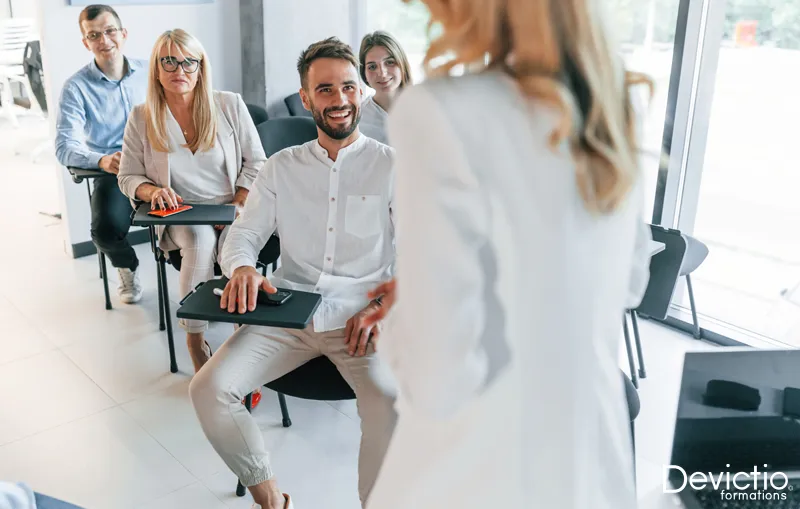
[257,116,318,155]
[283,92,313,118]
[624,225,688,388]
[245,103,268,126]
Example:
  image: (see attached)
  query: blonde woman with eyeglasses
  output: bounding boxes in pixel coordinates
[118,29,267,374]
[363,0,653,508]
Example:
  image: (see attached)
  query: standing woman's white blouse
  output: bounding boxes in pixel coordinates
[367,71,650,509]
[359,94,389,145]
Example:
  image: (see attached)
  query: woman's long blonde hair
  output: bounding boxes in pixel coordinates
[146,29,217,153]
[417,0,652,213]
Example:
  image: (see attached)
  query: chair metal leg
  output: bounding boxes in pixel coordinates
[100,253,112,310]
[630,311,646,379]
[686,274,701,339]
[631,420,637,490]
[157,263,165,331]
[278,392,292,427]
[234,393,255,497]
[158,255,178,373]
[623,314,638,389]
[149,226,166,331]
[86,179,112,311]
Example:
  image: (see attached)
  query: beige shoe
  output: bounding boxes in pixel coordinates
[251,494,293,509]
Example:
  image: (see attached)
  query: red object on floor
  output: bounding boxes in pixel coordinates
[242,390,262,410]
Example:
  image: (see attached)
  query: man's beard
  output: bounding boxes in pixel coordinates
[311,103,360,140]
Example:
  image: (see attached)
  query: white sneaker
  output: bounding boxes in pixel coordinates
[251,494,293,509]
[117,267,143,304]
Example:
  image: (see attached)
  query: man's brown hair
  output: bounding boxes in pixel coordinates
[78,4,123,33]
[296,37,359,90]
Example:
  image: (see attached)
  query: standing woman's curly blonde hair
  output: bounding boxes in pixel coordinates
[415,0,652,214]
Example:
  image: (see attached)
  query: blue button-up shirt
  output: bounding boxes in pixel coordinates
[55,57,148,169]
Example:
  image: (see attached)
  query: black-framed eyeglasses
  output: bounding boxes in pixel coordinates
[160,56,200,74]
[85,27,121,42]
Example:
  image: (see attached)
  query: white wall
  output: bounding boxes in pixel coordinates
[37,0,241,252]
[10,0,38,19]
[262,0,356,116]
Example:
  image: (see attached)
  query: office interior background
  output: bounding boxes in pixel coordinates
[0,0,797,507]
[6,0,795,350]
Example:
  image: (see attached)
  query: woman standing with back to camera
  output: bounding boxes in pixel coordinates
[364,0,652,508]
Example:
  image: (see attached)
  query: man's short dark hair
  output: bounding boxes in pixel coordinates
[78,5,122,32]
[296,37,359,91]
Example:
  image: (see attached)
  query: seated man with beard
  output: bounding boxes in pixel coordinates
[189,37,397,509]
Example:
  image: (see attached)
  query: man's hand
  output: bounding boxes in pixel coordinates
[362,278,397,328]
[221,266,276,314]
[99,151,122,175]
[345,300,383,357]
[150,187,183,210]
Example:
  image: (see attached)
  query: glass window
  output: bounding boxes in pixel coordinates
[679,0,800,345]
[607,0,682,220]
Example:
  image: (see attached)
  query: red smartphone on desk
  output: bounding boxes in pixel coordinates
[147,204,193,217]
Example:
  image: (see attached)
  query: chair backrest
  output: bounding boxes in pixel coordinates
[283,92,313,117]
[0,19,36,63]
[257,116,318,157]
[635,225,687,320]
[679,234,709,276]
[245,103,268,126]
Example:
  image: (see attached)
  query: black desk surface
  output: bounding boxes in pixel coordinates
[131,203,236,226]
[177,278,322,330]
[66,167,112,181]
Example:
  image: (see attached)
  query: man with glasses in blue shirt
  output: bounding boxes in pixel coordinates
[55,4,146,304]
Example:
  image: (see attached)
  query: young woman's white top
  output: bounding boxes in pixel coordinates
[367,70,651,509]
[359,94,389,145]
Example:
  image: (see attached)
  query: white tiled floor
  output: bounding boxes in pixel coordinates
[0,115,723,508]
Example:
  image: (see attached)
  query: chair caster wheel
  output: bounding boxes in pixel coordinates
[236,482,246,497]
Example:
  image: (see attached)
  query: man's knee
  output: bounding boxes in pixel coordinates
[190,366,219,410]
[189,363,240,412]
[90,216,121,247]
[90,187,131,243]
